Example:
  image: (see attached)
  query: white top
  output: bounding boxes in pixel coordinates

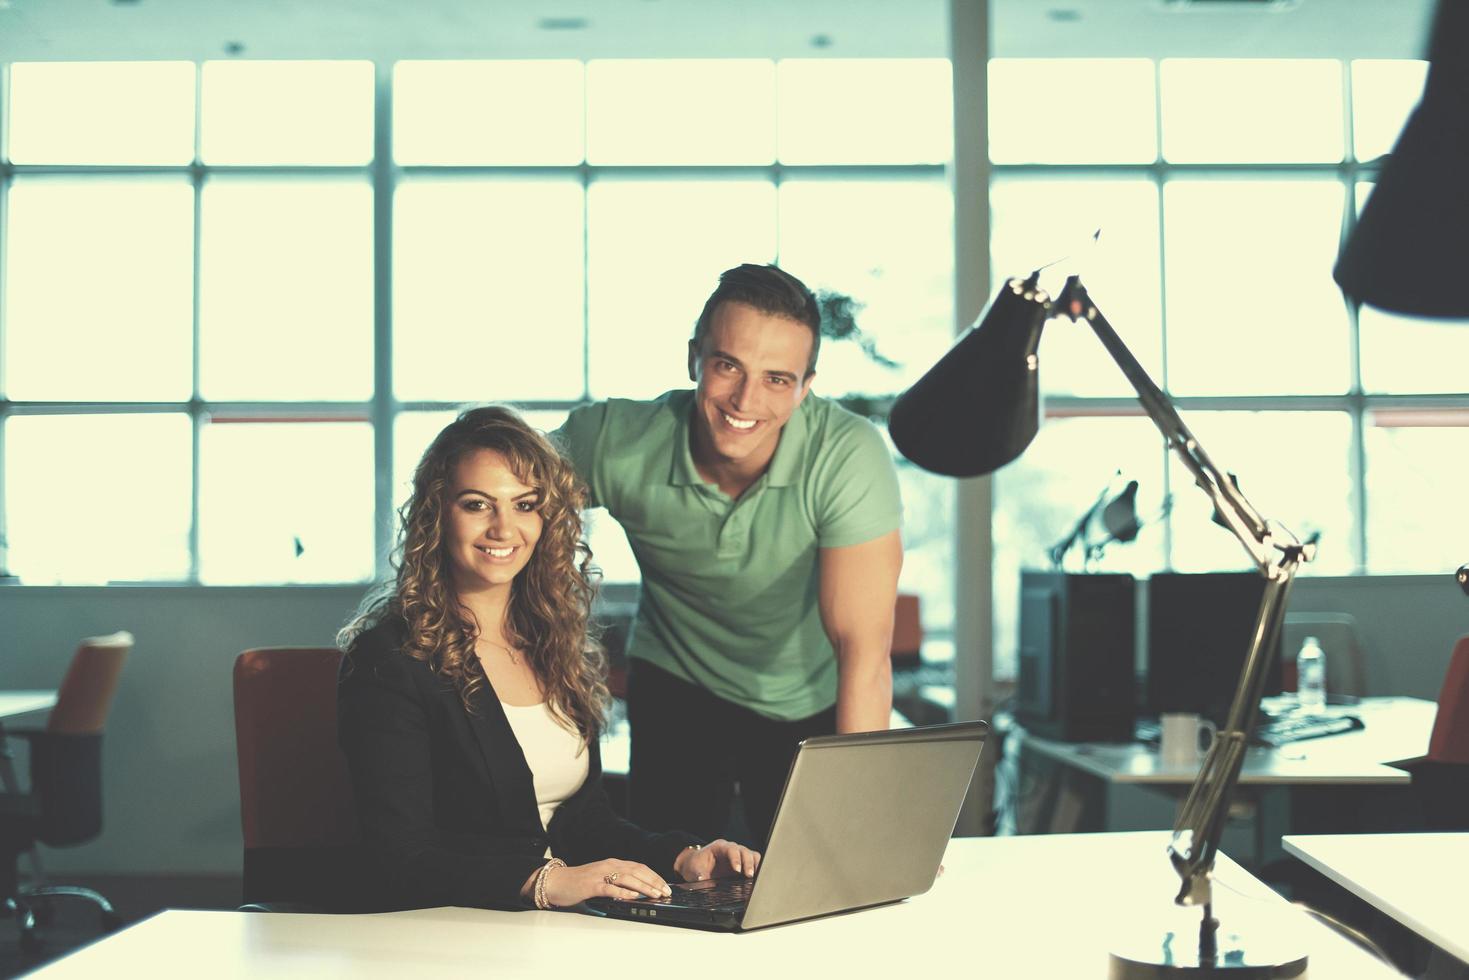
[1282,832,1469,963]
[25,834,1401,979]
[499,701,589,835]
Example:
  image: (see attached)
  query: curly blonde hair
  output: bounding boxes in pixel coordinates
[340,406,608,741]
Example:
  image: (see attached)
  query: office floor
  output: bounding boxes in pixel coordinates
[2,873,240,978]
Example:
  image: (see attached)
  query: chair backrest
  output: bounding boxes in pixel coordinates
[892,593,924,660]
[232,647,358,851]
[1427,635,1469,764]
[47,631,132,734]
[32,632,131,846]
[233,647,370,909]
[1279,612,1369,697]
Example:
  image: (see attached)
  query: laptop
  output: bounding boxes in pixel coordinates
[586,720,988,932]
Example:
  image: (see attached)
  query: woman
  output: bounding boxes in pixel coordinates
[338,406,759,911]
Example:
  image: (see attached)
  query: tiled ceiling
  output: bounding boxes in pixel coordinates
[0,0,1437,63]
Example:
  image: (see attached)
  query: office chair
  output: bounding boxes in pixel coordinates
[1280,612,1370,698]
[1,631,132,952]
[1403,635,1469,831]
[891,593,924,666]
[232,647,371,912]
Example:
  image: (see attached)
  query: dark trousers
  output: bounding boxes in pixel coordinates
[626,659,837,848]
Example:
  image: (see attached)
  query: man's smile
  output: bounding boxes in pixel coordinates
[721,411,759,432]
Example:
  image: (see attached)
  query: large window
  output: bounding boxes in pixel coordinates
[989,56,1468,678]
[0,57,955,640]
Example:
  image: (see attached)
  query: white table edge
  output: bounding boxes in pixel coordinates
[1282,834,1469,964]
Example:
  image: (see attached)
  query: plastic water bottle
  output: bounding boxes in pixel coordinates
[1296,636,1326,713]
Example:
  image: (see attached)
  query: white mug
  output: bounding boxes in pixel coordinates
[1159,712,1217,767]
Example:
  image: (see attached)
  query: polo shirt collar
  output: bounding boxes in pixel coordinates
[765,396,810,488]
[670,392,703,487]
[669,390,811,489]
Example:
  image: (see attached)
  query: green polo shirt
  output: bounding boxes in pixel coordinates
[555,390,902,721]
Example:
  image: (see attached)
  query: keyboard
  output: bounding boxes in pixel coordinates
[1252,713,1364,747]
[654,878,755,909]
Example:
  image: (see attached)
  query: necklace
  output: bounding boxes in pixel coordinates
[477,638,520,666]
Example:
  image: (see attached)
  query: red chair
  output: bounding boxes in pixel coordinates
[1397,635,1469,830]
[232,647,368,911]
[1425,635,1469,765]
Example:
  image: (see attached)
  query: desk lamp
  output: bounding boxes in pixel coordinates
[890,271,1314,977]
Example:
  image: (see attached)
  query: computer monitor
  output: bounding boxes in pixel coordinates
[1145,571,1283,726]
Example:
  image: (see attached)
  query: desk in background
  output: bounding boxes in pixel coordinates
[0,690,58,792]
[1284,832,1469,970]
[1005,697,1437,867]
[28,833,1399,979]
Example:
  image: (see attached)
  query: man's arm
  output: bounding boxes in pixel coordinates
[818,529,903,734]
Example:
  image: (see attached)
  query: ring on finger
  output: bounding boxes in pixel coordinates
[604,872,621,884]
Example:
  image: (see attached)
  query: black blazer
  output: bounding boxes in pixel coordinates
[337,617,699,911]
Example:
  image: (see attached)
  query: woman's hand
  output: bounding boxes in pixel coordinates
[673,839,762,882]
[541,859,672,907]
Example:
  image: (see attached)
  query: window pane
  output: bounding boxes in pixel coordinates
[1351,60,1429,162]
[200,178,373,400]
[778,59,951,164]
[4,178,193,401]
[394,61,584,165]
[1365,413,1469,574]
[199,421,374,583]
[585,510,641,585]
[1168,411,1355,574]
[1359,307,1469,394]
[992,416,1169,679]
[1164,180,1348,395]
[394,178,585,402]
[7,62,195,164]
[990,178,1162,396]
[896,459,956,639]
[4,414,191,583]
[1161,60,1343,163]
[587,180,776,399]
[201,60,374,165]
[778,178,953,398]
[989,59,1156,164]
[587,60,774,165]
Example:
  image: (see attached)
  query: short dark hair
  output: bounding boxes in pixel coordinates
[691,263,821,376]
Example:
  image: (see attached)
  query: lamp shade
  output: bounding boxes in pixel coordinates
[888,277,1050,477]
[1334,0,1469,318]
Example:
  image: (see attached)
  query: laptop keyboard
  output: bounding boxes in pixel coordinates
[655,878,755,908]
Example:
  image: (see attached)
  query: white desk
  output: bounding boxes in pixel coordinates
[0,689,58,792]
[30,833,1400,979]
[1283,832,1469,965]
[1021,698,1436,787]
[0,691,59,721]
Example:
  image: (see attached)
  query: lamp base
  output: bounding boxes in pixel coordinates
[1109,925,1307,979]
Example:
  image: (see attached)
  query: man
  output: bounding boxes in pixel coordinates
[555,263,902,845]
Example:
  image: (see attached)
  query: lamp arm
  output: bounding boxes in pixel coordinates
[1053,277,1275,572]
[1052,276,1316,910]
